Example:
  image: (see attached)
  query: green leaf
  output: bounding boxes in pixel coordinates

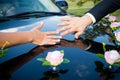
[3,49,8,53]
[37,58,45,62]
[96,53,104,59]
[114,58,120,66]
[42,60,51,66]
[63,58,70,63]
[115,58,120,62]
[0,53,4,57]
[102,42,106,52]
[113,62,120,66]
[0,49,8,58]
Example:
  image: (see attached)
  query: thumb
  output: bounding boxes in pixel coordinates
[35,22,44,30]
[75,32,82,39]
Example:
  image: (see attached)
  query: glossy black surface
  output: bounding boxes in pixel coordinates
[1,18,120,80]
[0,38,120,80]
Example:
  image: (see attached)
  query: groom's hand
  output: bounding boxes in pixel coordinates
[57,15,93,39]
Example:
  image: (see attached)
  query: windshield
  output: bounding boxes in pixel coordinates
[0,0,61,17]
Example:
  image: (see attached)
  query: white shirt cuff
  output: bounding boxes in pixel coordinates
[85,13,96,24]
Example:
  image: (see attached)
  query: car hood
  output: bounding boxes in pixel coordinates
[0,16,75,60]
[0,16,74,41]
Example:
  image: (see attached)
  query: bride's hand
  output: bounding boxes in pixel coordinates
[30,22,62,45]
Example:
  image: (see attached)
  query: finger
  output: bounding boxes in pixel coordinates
[36,40,56,45]
[57,21,70,26]
[60,17,71,21]
[35,22,44,30]
[51,39,60,42]
[50,40,60,44]
[60,29,73,36]
[75,32,82,39]
[45,31,59,35]
[47,42,56,45]
[44,39,60,45]
[47,36,62,39]
[57,25,71,32]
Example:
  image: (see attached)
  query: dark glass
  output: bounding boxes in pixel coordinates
[0,0,61,17]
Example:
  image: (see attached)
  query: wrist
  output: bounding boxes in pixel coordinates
[81,15,93,28]
[26,31,34,43]
[85,13,96,24]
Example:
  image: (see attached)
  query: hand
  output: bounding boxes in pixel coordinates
[30,22,62,45]
[57,15,93,39]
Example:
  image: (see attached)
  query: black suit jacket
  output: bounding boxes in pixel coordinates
[88,0,120,22]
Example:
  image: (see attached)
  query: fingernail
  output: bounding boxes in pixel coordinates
[53,43,56,44]
[58,39,60,41]
[75,36,78,39]
[59,36,62,38]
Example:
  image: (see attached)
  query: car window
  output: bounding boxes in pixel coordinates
[0,0,61,17]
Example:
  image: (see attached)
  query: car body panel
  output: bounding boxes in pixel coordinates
[0,15,74,40]
[0,15,75,62]
[0,0,115,62]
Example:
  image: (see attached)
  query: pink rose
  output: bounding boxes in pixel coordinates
[108,16,117,22]
[115,32,120,42]
[110,22,120,28]
[105,50,120,65]
[46,50,64,66]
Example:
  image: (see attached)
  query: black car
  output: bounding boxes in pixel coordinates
[0,0,74,60]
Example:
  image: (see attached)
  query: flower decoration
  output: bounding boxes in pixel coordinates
[37,50,70,70]
[46,50,64,66]
[96,42,120,67]
[104,50,120,65]
[115,32,120,42]
[95,14,120,66]
[98,14,120,45]
[108,15,117,22]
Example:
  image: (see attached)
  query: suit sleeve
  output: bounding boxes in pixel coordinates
[88,0,120,22]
